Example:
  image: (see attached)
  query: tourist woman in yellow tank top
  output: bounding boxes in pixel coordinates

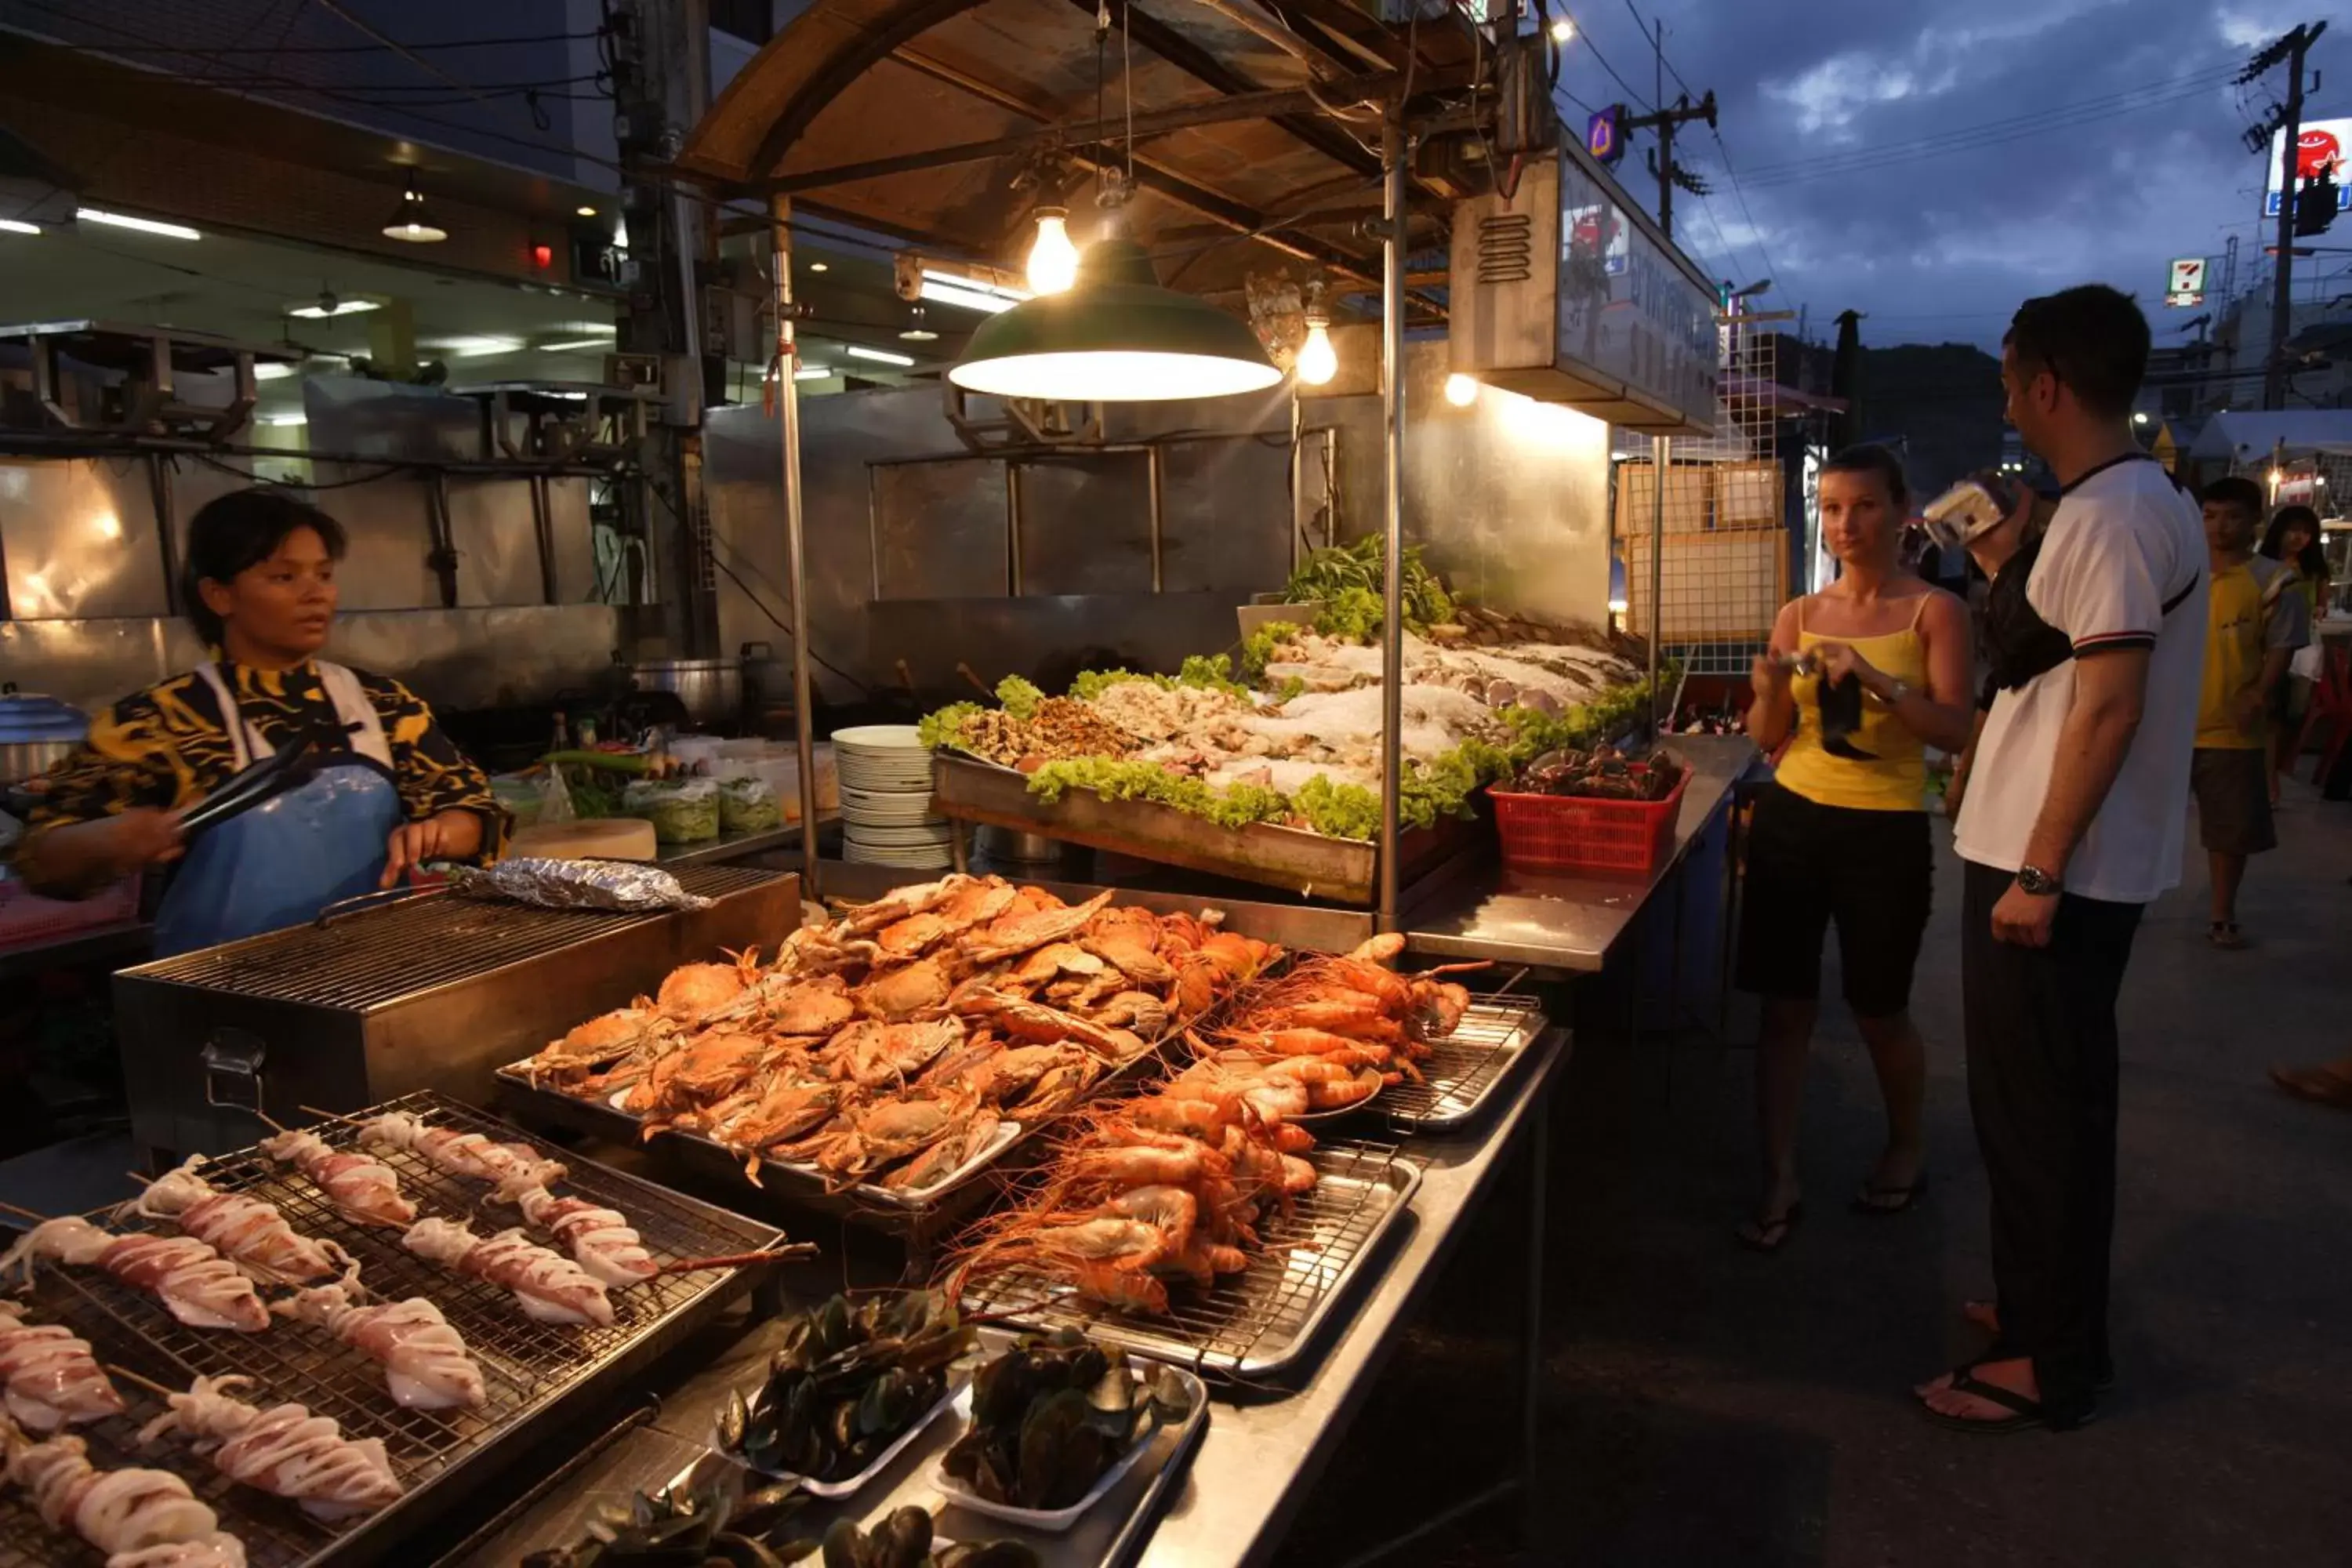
[1735,445,1976,1251]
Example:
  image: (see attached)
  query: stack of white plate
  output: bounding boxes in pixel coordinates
[833,724,953,869]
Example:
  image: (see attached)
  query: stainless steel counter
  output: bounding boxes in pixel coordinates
[653,815,833,867]
[441,1027,1571,1568]
[1399,732,1755,974]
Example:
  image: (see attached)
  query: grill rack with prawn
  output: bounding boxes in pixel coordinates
[501,875,1278,1207]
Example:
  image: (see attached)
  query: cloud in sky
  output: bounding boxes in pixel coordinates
[1555,0,2339,352]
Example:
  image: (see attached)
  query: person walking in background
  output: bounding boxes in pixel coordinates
[2191,477,2307,949]
[1926,285,2206,1433]
[1735,445,1974,1252]
[2258,503,2330,802]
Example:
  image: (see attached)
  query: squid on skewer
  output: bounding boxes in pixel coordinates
[254,1128,416,1229]
[401,1218,612,1327]
[2,1417,247,1567]
[0,1299,124,1433]
[118,1158,355,1288]
[488,1174,656,1288]
[272,1285,485,1410]
[357,1112,566,1191]
[134,1374,404,1521]
[1,1220,269,1334]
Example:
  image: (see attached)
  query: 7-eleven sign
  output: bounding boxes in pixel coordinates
[2165,256,2206,307]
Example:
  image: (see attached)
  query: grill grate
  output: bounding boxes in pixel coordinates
[123,866,783,1011]
[959,1138,1414,1383]
[1379,993,1548,1131]
[0,1091,783,1568]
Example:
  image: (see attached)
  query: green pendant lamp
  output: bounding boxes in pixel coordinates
[950,237,1281,401]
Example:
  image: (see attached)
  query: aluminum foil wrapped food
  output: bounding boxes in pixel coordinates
[448,857,714,913]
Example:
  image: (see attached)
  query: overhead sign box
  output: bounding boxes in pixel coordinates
[1447,136,1719,435]
[2266,120,2350,219]
[1587,106,1624,166]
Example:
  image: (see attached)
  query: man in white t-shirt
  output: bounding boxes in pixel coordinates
[1921,285,2206,1434]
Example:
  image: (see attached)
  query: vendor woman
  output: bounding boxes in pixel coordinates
[1736,445,1975,1251]
[18,487,506,953]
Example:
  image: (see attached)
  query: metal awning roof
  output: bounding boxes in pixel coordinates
[676,0,1472,303]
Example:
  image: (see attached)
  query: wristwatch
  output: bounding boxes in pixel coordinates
[2016,864,2062,897]
[1882,678,1913,705]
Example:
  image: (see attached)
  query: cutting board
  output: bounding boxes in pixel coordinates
[510,817,658,862]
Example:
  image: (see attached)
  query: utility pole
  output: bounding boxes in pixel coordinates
[2256,20,2328,410]
[1623,91,1715,240]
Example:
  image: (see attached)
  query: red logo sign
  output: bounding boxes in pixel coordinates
[2299,128,2342,179]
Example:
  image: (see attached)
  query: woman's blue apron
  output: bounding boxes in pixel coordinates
[151,661,405,956]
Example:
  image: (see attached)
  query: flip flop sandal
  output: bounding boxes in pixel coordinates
[2207,922,2247,949]
[1851,1174,1929,1215]
[2270,1063,2352,1110]
[1917,1367,2095,1435]
[1736,1202,1803,1253]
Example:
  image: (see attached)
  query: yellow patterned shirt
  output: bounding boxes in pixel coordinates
[25,659,508,858]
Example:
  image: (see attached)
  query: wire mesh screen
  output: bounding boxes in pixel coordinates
[1379,993,1548,1131]
[958,1138,1417,1383]
[1615,316,1788,677]
[1,1091,782,1568]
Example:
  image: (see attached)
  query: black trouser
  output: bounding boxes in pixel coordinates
[1960,858,2144,1421]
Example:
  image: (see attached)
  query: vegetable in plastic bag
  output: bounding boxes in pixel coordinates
[720,774,782,833]
[622,777,721,842]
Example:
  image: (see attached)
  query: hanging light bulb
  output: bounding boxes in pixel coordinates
[381,176,447,243]
[1294,281,1337,387]
[1444,373,1479,408]
[1026,205,1080,295]
[1549,16,1575,43]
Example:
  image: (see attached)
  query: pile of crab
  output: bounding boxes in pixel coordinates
[945,936,1478,1316]
[511,875,1277,1196]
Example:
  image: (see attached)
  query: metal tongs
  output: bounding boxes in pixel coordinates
[176,727,337,837]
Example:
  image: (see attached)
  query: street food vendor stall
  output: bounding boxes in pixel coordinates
[0,5,1773,1566]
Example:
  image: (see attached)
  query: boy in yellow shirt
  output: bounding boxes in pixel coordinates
[2192,477,2308,948]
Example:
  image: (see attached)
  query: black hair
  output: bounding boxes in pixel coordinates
[1820,443,1911,512]
[2199,474,2266,519]
[2261,503,2328,583]
[2003,285,2151,421]
[181,487,347,646]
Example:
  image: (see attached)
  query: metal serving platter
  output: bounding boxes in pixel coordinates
[930,752,1475,906]
[0,1091,786,1568]
[660,1328,1209,1568]
[1377,993,1550,1132]
[958,1138,1424,1385]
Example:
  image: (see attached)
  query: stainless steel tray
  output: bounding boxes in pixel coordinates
[1378,993,1551,1132]
[958,1138,1423,1384]
[654,1328,1210,1568]
[0,1091,786,1568]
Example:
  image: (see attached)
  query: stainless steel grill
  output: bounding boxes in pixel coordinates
[1379,993,1549,1131]
[959,1137,1421,1383]
[2,1091,786,1568]
[115,869,797,1160]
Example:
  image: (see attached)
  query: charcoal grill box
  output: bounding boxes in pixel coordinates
[113,866,797,1162]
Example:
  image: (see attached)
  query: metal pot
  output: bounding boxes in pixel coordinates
[630,659,742,727]
[975,825,1080,866]
[0,684,88,785]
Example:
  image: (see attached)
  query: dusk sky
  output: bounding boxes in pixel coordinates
[1550,0,2347,353]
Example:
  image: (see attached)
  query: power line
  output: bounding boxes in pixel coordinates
[27,30,599,55]
[1554,5,1653,114]
[1621,1,1778,297]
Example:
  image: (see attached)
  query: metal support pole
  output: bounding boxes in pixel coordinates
[1289,391,1308,571]
[1377,113,1408,928]
[1005,463,1025,595]
[1519,1102,1550,1548]
[1146,445,1165,593]
[1647,434,1669,738]
[771,194,822,899]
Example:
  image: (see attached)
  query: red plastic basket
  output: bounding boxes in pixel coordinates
[1488,764,1690,876]
[0,874,141,951]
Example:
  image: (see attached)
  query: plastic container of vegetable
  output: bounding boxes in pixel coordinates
[717,775,782,833]
[622,778,721,843]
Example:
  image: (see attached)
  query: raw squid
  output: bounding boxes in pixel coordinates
[120,1157,354,1287]
[0,1300,123,1433]
[401,1218,612,1327]
[138,1374,404,1520]
[273,1285,485,1410]
[255,1128,416,1229]
[359,1112,567,1190]
[490,1174,657,1287]
[2,1421,246,1566]
[2,1220,270,1334]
